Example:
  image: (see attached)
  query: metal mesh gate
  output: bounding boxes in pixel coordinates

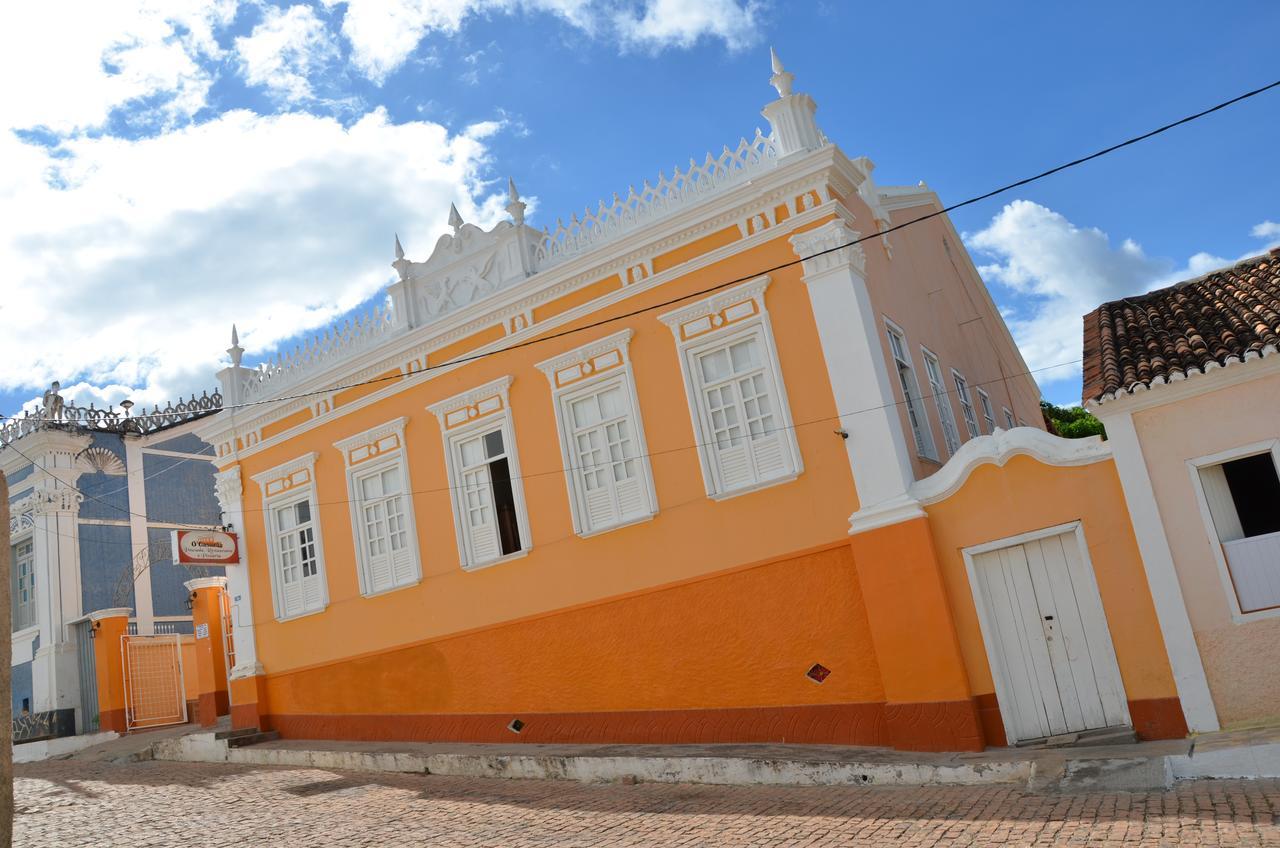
[74,620,100,734]
[122,634,187,731]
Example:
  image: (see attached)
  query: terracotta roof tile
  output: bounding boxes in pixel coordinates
[1082,250,1280,403]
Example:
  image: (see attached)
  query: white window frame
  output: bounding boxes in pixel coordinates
[951,369,980,439]
[657,276,803,500]
[885,320,937,461]
[921,348,960,456]
[334,417,422,597]
[428,376,533,570]
[1187,439,1280,622]
[11,532,37,634]
[251,452,330,621]
[536,329,658,537]
[976,388,996,435]
[1003,407,1016,430]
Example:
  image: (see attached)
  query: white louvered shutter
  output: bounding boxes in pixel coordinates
[301,569,324,611]
[458,433,500,565]
[697,335,792,494]
[567,383,652,534]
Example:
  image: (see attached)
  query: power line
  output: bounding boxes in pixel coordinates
[5,355,1081,541]
[4,76,1277,428]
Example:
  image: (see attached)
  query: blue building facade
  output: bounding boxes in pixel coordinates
[3,386,223,734]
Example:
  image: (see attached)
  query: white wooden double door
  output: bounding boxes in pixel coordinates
[969,527,1130,744]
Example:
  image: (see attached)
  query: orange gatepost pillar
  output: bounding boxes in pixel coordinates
[184,577,230,727]
[849,516,985,752]
[88,608,133,734]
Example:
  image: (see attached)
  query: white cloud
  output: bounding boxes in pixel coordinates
[235,4,342,103]
[967,202,1279,393]
[614,0,761,51]
[0,107,509,408]
[322,0,759,83]
[1252,220,1280,242]
[0,0,234,134]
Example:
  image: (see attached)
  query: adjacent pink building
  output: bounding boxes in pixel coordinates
[1084,249,1280,730]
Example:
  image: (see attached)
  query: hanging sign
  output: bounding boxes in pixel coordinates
[171,529,240,565]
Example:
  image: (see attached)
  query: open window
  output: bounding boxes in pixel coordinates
[1195,444,1280,615]
[429,376,532,570]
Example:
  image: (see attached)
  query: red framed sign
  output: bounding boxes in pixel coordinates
[171,529,240,566]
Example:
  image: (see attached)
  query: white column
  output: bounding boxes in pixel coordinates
[1098,409,1220,731]
[790,220,923,527]
[30,445,85,714]
[215,466,262,678]
[123,437,154,635]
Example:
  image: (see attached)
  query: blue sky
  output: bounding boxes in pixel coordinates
[2,0,1277,421]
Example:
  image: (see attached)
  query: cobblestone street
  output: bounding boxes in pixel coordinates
[15,759,1280,847]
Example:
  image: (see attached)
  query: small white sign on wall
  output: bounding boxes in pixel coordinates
[195,623,209,639]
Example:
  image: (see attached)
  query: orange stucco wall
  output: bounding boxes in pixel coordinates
[237,230,859,679]
[924,453,1184,741]
[262,543,884,718]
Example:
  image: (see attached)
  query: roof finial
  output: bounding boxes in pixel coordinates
[769,47,793,98]
[506,177,526,225]
[228,324,244,368]
[448,202,464,234]
[394,233,405,260]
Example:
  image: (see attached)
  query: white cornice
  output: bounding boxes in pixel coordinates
[200,146,864,439]
[250,451,319,487]
[197,199,847,463]
[1087,344,1280,415]
[184,577,229,592]
[909,427,1112,506]
[332,416,409,454]
[427,375,514,420]
[657,275,772,330]
[534,329,634,378]
[847,495,928,535]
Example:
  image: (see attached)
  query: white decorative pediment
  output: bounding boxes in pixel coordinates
[427,376,513,432]
[75,446,126,475]
[657,276,771,343]
[392,215,541,330]
[535,329,634,390]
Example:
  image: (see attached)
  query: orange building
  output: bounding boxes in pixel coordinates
[192,53,1188,751]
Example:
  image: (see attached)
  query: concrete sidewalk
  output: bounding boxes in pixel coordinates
[129,723,1280,793]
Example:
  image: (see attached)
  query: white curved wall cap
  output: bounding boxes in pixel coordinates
[909,427,1112,506]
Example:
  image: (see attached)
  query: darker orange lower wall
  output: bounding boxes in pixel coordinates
[973,693,1187,748]
[1128,697,1189,741]
[255,543,996,746]
[268,703,890,745]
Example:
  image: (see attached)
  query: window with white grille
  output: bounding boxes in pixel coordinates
[658,277,802,498]
[976,388,996,434]
[335,418,422,596]
[429,376,532,570]
[538,331,657,536]
[11,538,36,632]
[952,370,980,438]
[1004,407,1016,429]
[886,324,937,461]
[253,453,328,620]
[921,349,959,456]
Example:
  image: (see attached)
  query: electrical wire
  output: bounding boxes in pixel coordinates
[3,354,1081,546]
[3,76,1277,427]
